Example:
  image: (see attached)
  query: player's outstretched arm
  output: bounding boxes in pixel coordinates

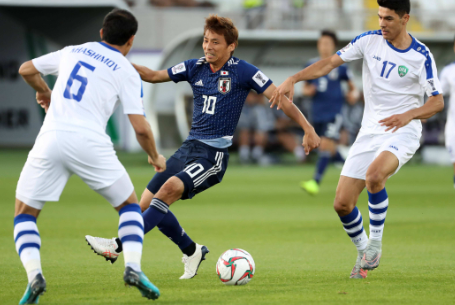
[128,114,166,172]
[132,63,171,83]
[270,54,345,108]
[379,94,444,133]
[264,85,320,154]
[19,61,52,112]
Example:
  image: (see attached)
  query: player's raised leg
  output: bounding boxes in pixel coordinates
[360,151,397,270]
[14,200,46,305]
[333,176,368,278]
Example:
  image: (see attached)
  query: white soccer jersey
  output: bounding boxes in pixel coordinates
[32,42,144,139]
[337,30,443,137]
[440,62,455,129]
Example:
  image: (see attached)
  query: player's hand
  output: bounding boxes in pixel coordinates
[132,63,155,83]
[36,90,51,113]
[302,128,321,155]
[379,112,414,133]
[148,154,166,172]
[269,77,295,110]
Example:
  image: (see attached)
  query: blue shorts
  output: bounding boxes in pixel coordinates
[147,140,229,200]
[313,114,343,141]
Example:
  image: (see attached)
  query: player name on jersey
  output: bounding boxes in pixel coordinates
[71,46,121,71]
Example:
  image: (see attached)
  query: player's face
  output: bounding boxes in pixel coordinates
[203,30,235,65]
[317,36,335,58]
[378,7,409,41]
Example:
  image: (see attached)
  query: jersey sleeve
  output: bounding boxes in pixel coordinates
[336,31,378,62]
[167,59,197,83]
[420,50,443,96]
[238,60,273,93]
[32,49,64,76]
[119,73,145,115]
[439,66,451,95]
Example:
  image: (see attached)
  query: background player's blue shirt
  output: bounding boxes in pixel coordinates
[168,57,273,148]
[306,58,351,123]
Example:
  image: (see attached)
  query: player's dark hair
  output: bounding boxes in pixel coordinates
[204,15,239,56]
[377,0,410,17]
[102,9,138,46]
[321,30,338,46]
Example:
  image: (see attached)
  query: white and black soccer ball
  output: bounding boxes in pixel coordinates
[216,248,255,285]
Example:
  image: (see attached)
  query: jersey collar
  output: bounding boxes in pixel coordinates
[385,34,415,53]
[98,42,122,54]
[209,57,233,73]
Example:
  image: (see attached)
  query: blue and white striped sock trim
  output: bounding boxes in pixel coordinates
[151,198,169,214]
[340,207,364,238]
[118,204,144,244]
[368,188,388,226]
[14,214,41,256]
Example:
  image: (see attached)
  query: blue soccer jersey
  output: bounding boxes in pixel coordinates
[168,57,273,147]
[306,58,352,123]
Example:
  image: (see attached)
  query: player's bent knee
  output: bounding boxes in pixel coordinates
[365,170,386,191]
[155,177,185,204]
[333,194,355,216]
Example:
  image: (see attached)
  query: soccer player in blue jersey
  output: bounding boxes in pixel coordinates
[86,15,320,279]
[301,30,359,196]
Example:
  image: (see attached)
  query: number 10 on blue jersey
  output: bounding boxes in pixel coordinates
[202,95,217,114]
[64,61,96,102]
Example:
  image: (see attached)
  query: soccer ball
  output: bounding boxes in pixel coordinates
[216,248,255,285]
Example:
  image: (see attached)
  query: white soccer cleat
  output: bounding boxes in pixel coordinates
[179,244,209,279]
[85,235,121,264]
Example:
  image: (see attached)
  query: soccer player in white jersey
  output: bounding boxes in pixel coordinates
[271,0,444,278]
[14,9,165,303]
[439,39,455,188]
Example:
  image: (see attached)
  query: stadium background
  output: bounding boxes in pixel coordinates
[0,0,454,304]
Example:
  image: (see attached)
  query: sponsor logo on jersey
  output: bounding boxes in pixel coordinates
[389,145,398,151]
[427,79,437,92]
[218,77,231,94]
[340,43,352,53]
[220,71,229,75]
[195,80,204,86]
[172,62,186,75]
[373,55,381,61]
[398,65,408,77]
[252,71,269,87]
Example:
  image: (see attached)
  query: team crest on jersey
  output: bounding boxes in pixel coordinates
[218,77,231,94]
[398,66,408,78]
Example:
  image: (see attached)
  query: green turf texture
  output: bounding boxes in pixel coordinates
[1,150,454,304]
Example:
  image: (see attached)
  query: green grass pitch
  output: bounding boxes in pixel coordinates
[0,150,454,304]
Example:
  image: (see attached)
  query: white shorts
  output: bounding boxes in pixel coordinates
[445,122,455,163]
[341,132,420,180]
[16,130,134,209]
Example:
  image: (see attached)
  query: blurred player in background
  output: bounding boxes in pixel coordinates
[439,38,455,188]
[301,30,358,195]
[238,91,275,165]
[86,15,320,280]
[14,9,165,303]
[271,0,444,279]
